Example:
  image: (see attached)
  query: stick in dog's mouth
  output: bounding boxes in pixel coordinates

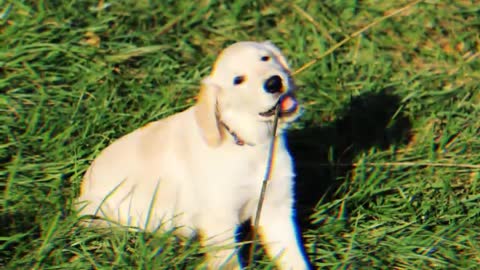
[259,93,298,118]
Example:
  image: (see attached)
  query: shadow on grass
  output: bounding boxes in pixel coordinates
[288,89,413,267]
[290,90,412,229]
[239,89,412,268]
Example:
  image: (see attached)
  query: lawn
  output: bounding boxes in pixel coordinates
[1,0,479,269]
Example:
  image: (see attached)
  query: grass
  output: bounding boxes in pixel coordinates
[1,0,479,269]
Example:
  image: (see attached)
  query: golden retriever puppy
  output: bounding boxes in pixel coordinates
[77,41,310,270]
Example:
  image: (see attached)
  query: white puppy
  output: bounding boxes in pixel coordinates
[77,41,310,270]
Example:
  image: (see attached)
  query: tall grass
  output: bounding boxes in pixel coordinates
[1,0,479,269]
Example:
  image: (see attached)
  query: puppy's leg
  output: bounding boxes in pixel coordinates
[199,217,241,270]
[258,198,310,270]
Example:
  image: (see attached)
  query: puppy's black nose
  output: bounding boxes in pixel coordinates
[264,75,283,93]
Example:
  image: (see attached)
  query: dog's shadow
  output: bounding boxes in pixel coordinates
[288,89,411,231]
[288,90,413,267]
[290,90,412,230]
[239,89,412,267]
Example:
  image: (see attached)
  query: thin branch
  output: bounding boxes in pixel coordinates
[318,161,480,169]
[293,0,423,75]
[249,105,281,268]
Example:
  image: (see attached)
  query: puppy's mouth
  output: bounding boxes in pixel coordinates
[259,93,299,118]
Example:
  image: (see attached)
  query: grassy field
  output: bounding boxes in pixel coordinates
[1,0,479,269]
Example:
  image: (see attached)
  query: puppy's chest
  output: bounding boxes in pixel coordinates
[217,147,268,183]
[221,150,269,209]
[208,146,288,195]
[212,146,292,221]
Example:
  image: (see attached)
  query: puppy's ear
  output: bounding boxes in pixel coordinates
[262,41,291,72]
[194,77,223,147]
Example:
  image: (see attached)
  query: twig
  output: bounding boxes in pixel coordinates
[293,0,423,75]
[355,161,480,169]
[314,161,480,169]
[248,104,281,268]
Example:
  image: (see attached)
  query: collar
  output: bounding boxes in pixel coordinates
[220,121,255,147]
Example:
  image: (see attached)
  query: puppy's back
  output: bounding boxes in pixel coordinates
[77,109,195,229]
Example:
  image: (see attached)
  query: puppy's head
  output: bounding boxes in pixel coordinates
[195,41,300,147]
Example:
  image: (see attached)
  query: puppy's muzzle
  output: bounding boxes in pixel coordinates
[259,93,298,118]
[264,75,283,94]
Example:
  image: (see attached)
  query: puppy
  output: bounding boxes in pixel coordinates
[77,41,310,270]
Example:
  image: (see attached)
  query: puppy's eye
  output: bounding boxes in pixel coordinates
[233,76,245,85]
[261,56,270,61]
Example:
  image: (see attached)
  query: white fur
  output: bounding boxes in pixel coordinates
[77,41,310,270]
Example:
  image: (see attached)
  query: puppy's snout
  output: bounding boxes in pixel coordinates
[264,75,283,94]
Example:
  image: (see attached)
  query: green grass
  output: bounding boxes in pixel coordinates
[1,0,479,269]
